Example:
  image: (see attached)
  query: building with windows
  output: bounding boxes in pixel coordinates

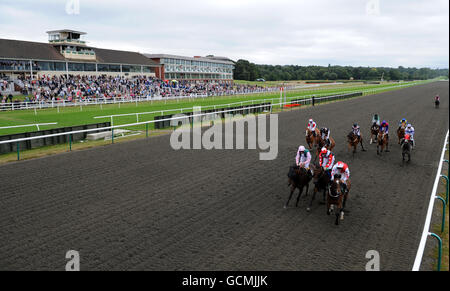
[145,54,234,82]
[0,30,160,79]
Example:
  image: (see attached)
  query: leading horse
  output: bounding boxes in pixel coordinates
[377,131,389,155]
[327,177,347,225]
[306,128,320,150]
[397,127,405,145]
[370,124,379,144]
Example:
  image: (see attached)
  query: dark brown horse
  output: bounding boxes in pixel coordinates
[397,127,405,144]
[327,178,346,225]
[347,132,366,154]
[307,163,331,211]
[370,124,379,144]
[377,131,389,155]
[306,128,320,150]
[285,166,312,208]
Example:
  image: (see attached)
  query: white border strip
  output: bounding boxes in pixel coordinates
[412,130,449,271]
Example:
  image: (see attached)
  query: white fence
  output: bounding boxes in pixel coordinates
[412,130,449,271]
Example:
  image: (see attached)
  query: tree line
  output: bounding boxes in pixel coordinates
[233,59,449,81]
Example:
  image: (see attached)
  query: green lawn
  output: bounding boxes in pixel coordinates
[0,80,430,136]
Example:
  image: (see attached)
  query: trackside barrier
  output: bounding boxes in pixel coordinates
[0,94,356,159]
[412,130,449,271]
[0,123,58,131]
[0,87,429,160]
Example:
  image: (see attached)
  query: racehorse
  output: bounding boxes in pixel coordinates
[285,166,312,208]
[306,128,320,150]
[401,138,412,163]
[370,124,380,144]
[435,99,440,109]
[307,163,331,211]
[315,136,336,159]
[347,132,366,154]
[377,131,389,155]
[397,127,405,144]
[327,177,346,225]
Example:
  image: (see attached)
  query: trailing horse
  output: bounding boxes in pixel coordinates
[401,138,412,163]
[347,132,366,155]
[307,164,331,211]
[370,124,379,144]
[285,166,312,208]
[435,99,440,109]
[327,177,347,225]
[377,131,389,155]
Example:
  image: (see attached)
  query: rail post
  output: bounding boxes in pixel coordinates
[111,128,114,144]
[441,175,449,205]
[146,123,149,138]
[17,142,20,161]
[429,233,442,271]
[69,134,72,151]
[435,196,446,233]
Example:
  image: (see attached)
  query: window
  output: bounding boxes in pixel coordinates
[98,64,110,72]
[84,63,96,72]
[68,63,85,71]
[54,62,66,71]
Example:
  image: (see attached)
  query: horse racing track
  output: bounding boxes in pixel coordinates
[0,81,448,271]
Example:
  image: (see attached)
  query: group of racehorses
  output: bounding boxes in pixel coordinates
[286,120,414,226]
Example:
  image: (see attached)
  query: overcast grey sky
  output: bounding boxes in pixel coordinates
[0,0,448,68]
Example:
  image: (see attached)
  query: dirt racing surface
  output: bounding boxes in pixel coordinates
[0,81,448,271]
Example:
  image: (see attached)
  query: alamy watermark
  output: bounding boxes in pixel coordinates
[366,0,380,16]
[169,106,279,161]
[66,0,80,15]
[65,250,80,271]
[365,250,380,271]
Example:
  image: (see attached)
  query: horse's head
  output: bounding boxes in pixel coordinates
[371,124,380,132]
[329,178,343,199]
[310,164,323,183]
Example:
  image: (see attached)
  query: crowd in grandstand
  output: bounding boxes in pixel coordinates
[1,75,277,103]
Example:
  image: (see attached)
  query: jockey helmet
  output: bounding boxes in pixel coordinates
[336,162,345,169]
[407,124,412,129]
[320,147,328,155]
[401,118,407,123]
[353,123,358,127]
[298,146,305,152]
[309,119,313,124]
[382,120,387,125]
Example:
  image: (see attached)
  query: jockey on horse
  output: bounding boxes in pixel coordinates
[372,114,381,127]
[320,127,331,148]
[405,123,415,148]
[331,161,351,194]
[380,120,389,139]
[352,123,361,138]
[307,119,318,136]
[318,147,335,179]
[296,146,313,178]
[398,118,408,130]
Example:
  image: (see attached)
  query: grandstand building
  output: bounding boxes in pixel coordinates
[0,30,160,79]
[145,54,234,82]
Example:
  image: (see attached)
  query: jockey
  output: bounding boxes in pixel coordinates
[307,119,317,136]
[372,114,381,126]
[352,123,361,137]
[435,95,440,102]
[320,127,331,147]
[331,161,350,193]
[319,147,335,178]
[405,123,415,147]
[295,146,312,176]
[380,120,389,137]
[398,118,408,129]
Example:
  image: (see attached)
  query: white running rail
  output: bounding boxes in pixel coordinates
[412,130,449,271]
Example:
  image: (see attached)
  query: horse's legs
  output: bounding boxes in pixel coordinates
[284,186,295,208]
[360,138,366,151]
[307,188,317,211]
[295,186,303,207]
